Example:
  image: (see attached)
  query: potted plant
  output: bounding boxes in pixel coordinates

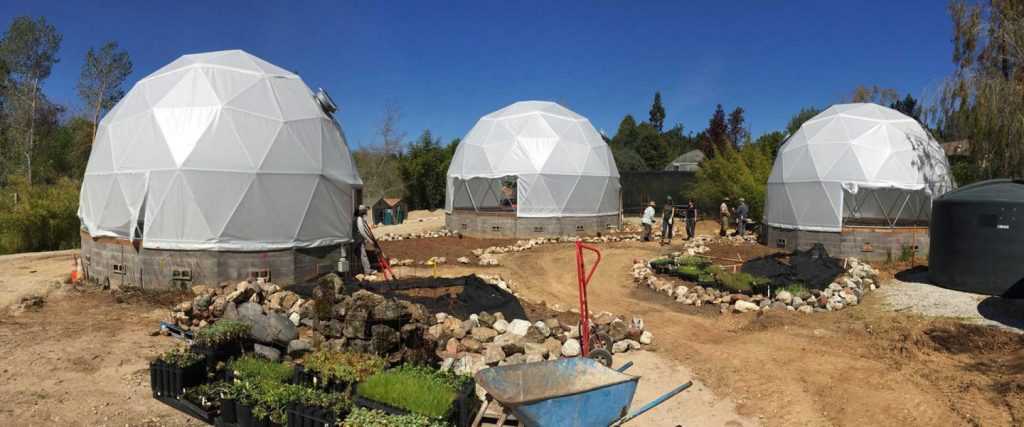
[286,387,352,426]
[150,347,206,399]
[354,365,475,426]
[296,350,387,393]
[192,319,252,369]
[180,381,228,423]
[230,355,294,385]
[341,407,449,427]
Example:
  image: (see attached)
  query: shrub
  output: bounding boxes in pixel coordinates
[899,245,916,262]
[357,365,470,419]
[779,282,809,298]
[0,177,81,254]
[342,407,450,427]
[228,372,351,424]
[715,271,770,293]
[648,257,674,267]
[157,347,204,368]
[304,350,387,384]
[230,356,293,384]
[674,256,708,268]
[193,320,251,347]
[675,265,703,281]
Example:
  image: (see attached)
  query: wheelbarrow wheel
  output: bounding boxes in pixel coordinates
[587,348,613,367]
[591,332,614,353]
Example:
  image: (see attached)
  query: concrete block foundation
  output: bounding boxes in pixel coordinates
[762,225,930,262]
[446,210,621,238]
[79,231,345,290]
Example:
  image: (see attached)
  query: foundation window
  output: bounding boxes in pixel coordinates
[171,269,192,282]
[248,269,271,282]
[533,226,544,232]
[575,225,585,232]
[491,225,502,232]
[460,223,468,230]
[112,263,126,275]
[775,239,786,248]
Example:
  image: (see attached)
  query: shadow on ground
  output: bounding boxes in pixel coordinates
[895,265,1024,332]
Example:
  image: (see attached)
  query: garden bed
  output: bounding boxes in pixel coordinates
[361,275,527,320]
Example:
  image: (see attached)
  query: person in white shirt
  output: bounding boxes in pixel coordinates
[355,205,378,274]
[641,201,656,241]
[719,197,731,237]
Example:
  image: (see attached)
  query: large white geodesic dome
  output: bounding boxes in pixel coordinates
[79,50,363,250]
[445,101,620,217]
[764,103,953,232]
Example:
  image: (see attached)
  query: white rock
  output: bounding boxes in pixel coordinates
[532,321,550,337]
[288,312,301,326]
[798,305,814,314]
[435,312,448,324]
[507,319,532,336]
[775,290,793,304]
[733,300,759,313]
[611,340,630,354]
[639,331,653,345]
[492,319,509,333]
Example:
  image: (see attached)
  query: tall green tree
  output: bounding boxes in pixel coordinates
[632,123,669,170]
[785,106,821,136]
[611,114,637,147]
[0,16,61,185]
[890,93,922,122]
[754,130,787,159]
[648,92,666,132]
[703,104,728,156]
[693,142,773,220]
[726,107,748,148]
[398,130,454,210]
[78,41,132,139]
[0,17,61,184]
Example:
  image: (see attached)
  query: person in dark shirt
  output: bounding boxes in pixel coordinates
[735,198,749,236]
[684,199,698,240]
[660,196,676,245]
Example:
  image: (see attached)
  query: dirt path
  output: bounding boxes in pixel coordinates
[0,288,192,426]
[463,239,1024,426]
[0,249,76,309]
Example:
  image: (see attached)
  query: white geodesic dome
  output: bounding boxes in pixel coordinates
[79,50,363,250]
[764,103,953,232]
[445,101,620,217]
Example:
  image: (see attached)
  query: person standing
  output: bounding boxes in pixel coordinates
[355,205,379,274]
[685,199,697,240]
[641,201,656,241]
[660,196,676,245]
[736,198,749,236]
[719,197,731,237]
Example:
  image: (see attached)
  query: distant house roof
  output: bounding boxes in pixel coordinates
[942,140,970,156]
[376,198,404,208]
[664,149,705,172]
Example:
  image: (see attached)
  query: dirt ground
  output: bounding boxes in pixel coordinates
[381,236,520,263]
[2,232,1022,426]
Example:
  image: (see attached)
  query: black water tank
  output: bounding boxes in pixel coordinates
[929,179,1024,298]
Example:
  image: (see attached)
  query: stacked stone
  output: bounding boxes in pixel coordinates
[167,276,435,363]
[427,310,654,378]
[378,229,457,242]
[632,256,881,315]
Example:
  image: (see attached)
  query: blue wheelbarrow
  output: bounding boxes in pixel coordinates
[474,357,692,426]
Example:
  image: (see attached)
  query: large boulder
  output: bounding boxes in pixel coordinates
[267,312,298,345]
[370,324,400,354]
[607,319,629,342]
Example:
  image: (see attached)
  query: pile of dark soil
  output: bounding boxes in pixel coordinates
[360,275,528,320]
[740,243,844,288]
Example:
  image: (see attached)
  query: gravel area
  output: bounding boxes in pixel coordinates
[880,273,1024,333]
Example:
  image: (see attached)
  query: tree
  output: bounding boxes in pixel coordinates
[611,114,637,147]
[0,16,61,185]
[849,84,899,105]
[398,130,453,210]
[632,123,669,170]
[890,93,922,122]
[726,107,748,148]
[693,142,773,221]
[754,130,787,159]
[704,104,728,155]
[354,102,406,208]
[78,41,132,139]
[648,92,666,132]
[936,0,1024,180]
[610,144,647,172]
[785,106,821,136]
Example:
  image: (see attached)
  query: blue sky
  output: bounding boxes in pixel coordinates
[4,1,955,147]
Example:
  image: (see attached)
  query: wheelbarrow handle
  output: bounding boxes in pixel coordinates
[615,361,634,373]
[612,381,693,426]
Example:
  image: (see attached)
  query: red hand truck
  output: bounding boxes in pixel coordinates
[575,240,613,366]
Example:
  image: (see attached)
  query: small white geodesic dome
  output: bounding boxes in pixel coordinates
[445,101,620,217]
[764,103,953,232]
[79,50,363,250]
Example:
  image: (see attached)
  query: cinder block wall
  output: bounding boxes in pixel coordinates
[446,211,621,238]
[763,225,930,262]
[80,231,343,289]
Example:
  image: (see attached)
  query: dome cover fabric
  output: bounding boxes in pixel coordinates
[79,50,363,250]
[445,101,620,217]
[765,103,953,232]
